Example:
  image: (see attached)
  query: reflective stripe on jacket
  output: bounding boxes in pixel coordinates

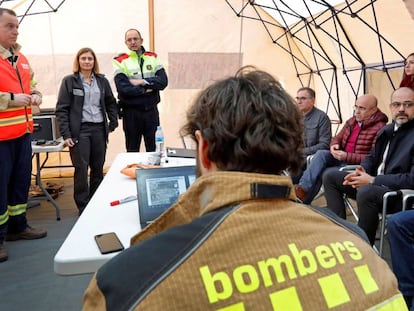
[0,52,33,141]
[113,50,162,79]
[112,47,168,111]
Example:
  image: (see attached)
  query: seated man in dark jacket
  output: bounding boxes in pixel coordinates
[83,68,406,311]
[296,87,332,157]
[295,94,388,204]
[323,87,414,245]
[292,87,331,183]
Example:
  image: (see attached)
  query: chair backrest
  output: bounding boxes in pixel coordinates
[338,165,414,257]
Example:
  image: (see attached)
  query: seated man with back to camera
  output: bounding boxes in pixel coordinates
[323,87,414,246]
[292,87,331,183]
[295,94,388,204]
[83,67,406,310]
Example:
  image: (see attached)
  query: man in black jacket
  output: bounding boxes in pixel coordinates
[323,87,414,245]
[113,29,168,152]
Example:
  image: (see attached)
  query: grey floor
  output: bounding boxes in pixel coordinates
[0,178,93,311]
[0,178,392,311]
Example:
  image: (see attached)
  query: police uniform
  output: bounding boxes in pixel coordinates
[83,172,406,310]
[113,46,168,152]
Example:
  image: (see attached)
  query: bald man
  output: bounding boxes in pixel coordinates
[324,87,414,245]
[295,94,388,204]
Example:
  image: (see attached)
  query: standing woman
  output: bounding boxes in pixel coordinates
[400,53,414,89]
[56,47,118,214]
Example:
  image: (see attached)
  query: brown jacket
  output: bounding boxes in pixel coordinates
[83,172,406,310]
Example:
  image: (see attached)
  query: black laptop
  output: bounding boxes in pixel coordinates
[136,165,196,228]
[166,147,196,158]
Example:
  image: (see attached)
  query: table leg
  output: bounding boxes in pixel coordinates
[34,153,61,221]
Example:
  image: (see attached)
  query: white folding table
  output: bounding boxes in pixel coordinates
[53,152,195,275]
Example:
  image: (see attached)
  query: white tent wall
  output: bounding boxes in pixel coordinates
[405,0,414,19]
[226,0,414,126]
[13,0,152,174]
[155,0,303,151]
[9,0,302,175]
[2,0,412,176]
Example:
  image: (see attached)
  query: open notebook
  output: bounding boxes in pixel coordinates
[136,165,196,228]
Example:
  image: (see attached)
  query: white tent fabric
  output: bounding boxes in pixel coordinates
[1,0,412,172]
[226,0,413,127]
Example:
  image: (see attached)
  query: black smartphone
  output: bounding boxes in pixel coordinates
[94,232,124,254]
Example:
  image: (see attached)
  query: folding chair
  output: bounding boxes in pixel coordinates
[378,189,414,256]
[339,165,359,222]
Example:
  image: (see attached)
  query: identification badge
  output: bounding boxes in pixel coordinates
[73,88,84,96]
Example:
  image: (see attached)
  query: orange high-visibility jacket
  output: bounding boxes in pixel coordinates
[0,51,33,141]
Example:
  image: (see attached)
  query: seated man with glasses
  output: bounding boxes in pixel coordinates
[292,87,331,183]
[295,94,388,203]
[295,87,331,157]
[323,87,414,245]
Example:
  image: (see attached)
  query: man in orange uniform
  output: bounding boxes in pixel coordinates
[0,8,47,262]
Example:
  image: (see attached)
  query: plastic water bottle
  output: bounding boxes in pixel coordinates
[155,126,164,153]
[155,126,165,164]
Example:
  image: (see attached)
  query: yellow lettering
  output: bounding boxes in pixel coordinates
[354,265,379,294]
[233,265,260,293]
[314,245,336,269]
[288,243,317,276]
[199,241,364,306]
[217,302,245,311]
[200,266,233,303]
[269,287,303,311]
[329,242,346,264]
[318,273,350,308]
[343,241,362,260]
[258,255,297,286]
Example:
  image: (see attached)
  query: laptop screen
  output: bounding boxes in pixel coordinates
[136,165,196,228]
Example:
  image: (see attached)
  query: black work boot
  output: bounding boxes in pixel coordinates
[0,240,8,262]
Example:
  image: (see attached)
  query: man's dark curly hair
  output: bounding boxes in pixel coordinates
[181,66,304,175]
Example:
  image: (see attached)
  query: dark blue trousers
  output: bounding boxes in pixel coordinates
[388,210,414,311]
[69,123,106,213]
[322,167,402,245]
[0,134,31,237]
[122,106,159,152]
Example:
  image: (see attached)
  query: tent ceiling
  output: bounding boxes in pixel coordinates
[254,0,345,26]
[0,0,410,125]
[0,0,66,23]
[225,0,409,123]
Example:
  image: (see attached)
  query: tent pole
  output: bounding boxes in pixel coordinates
[148,0,155,51]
